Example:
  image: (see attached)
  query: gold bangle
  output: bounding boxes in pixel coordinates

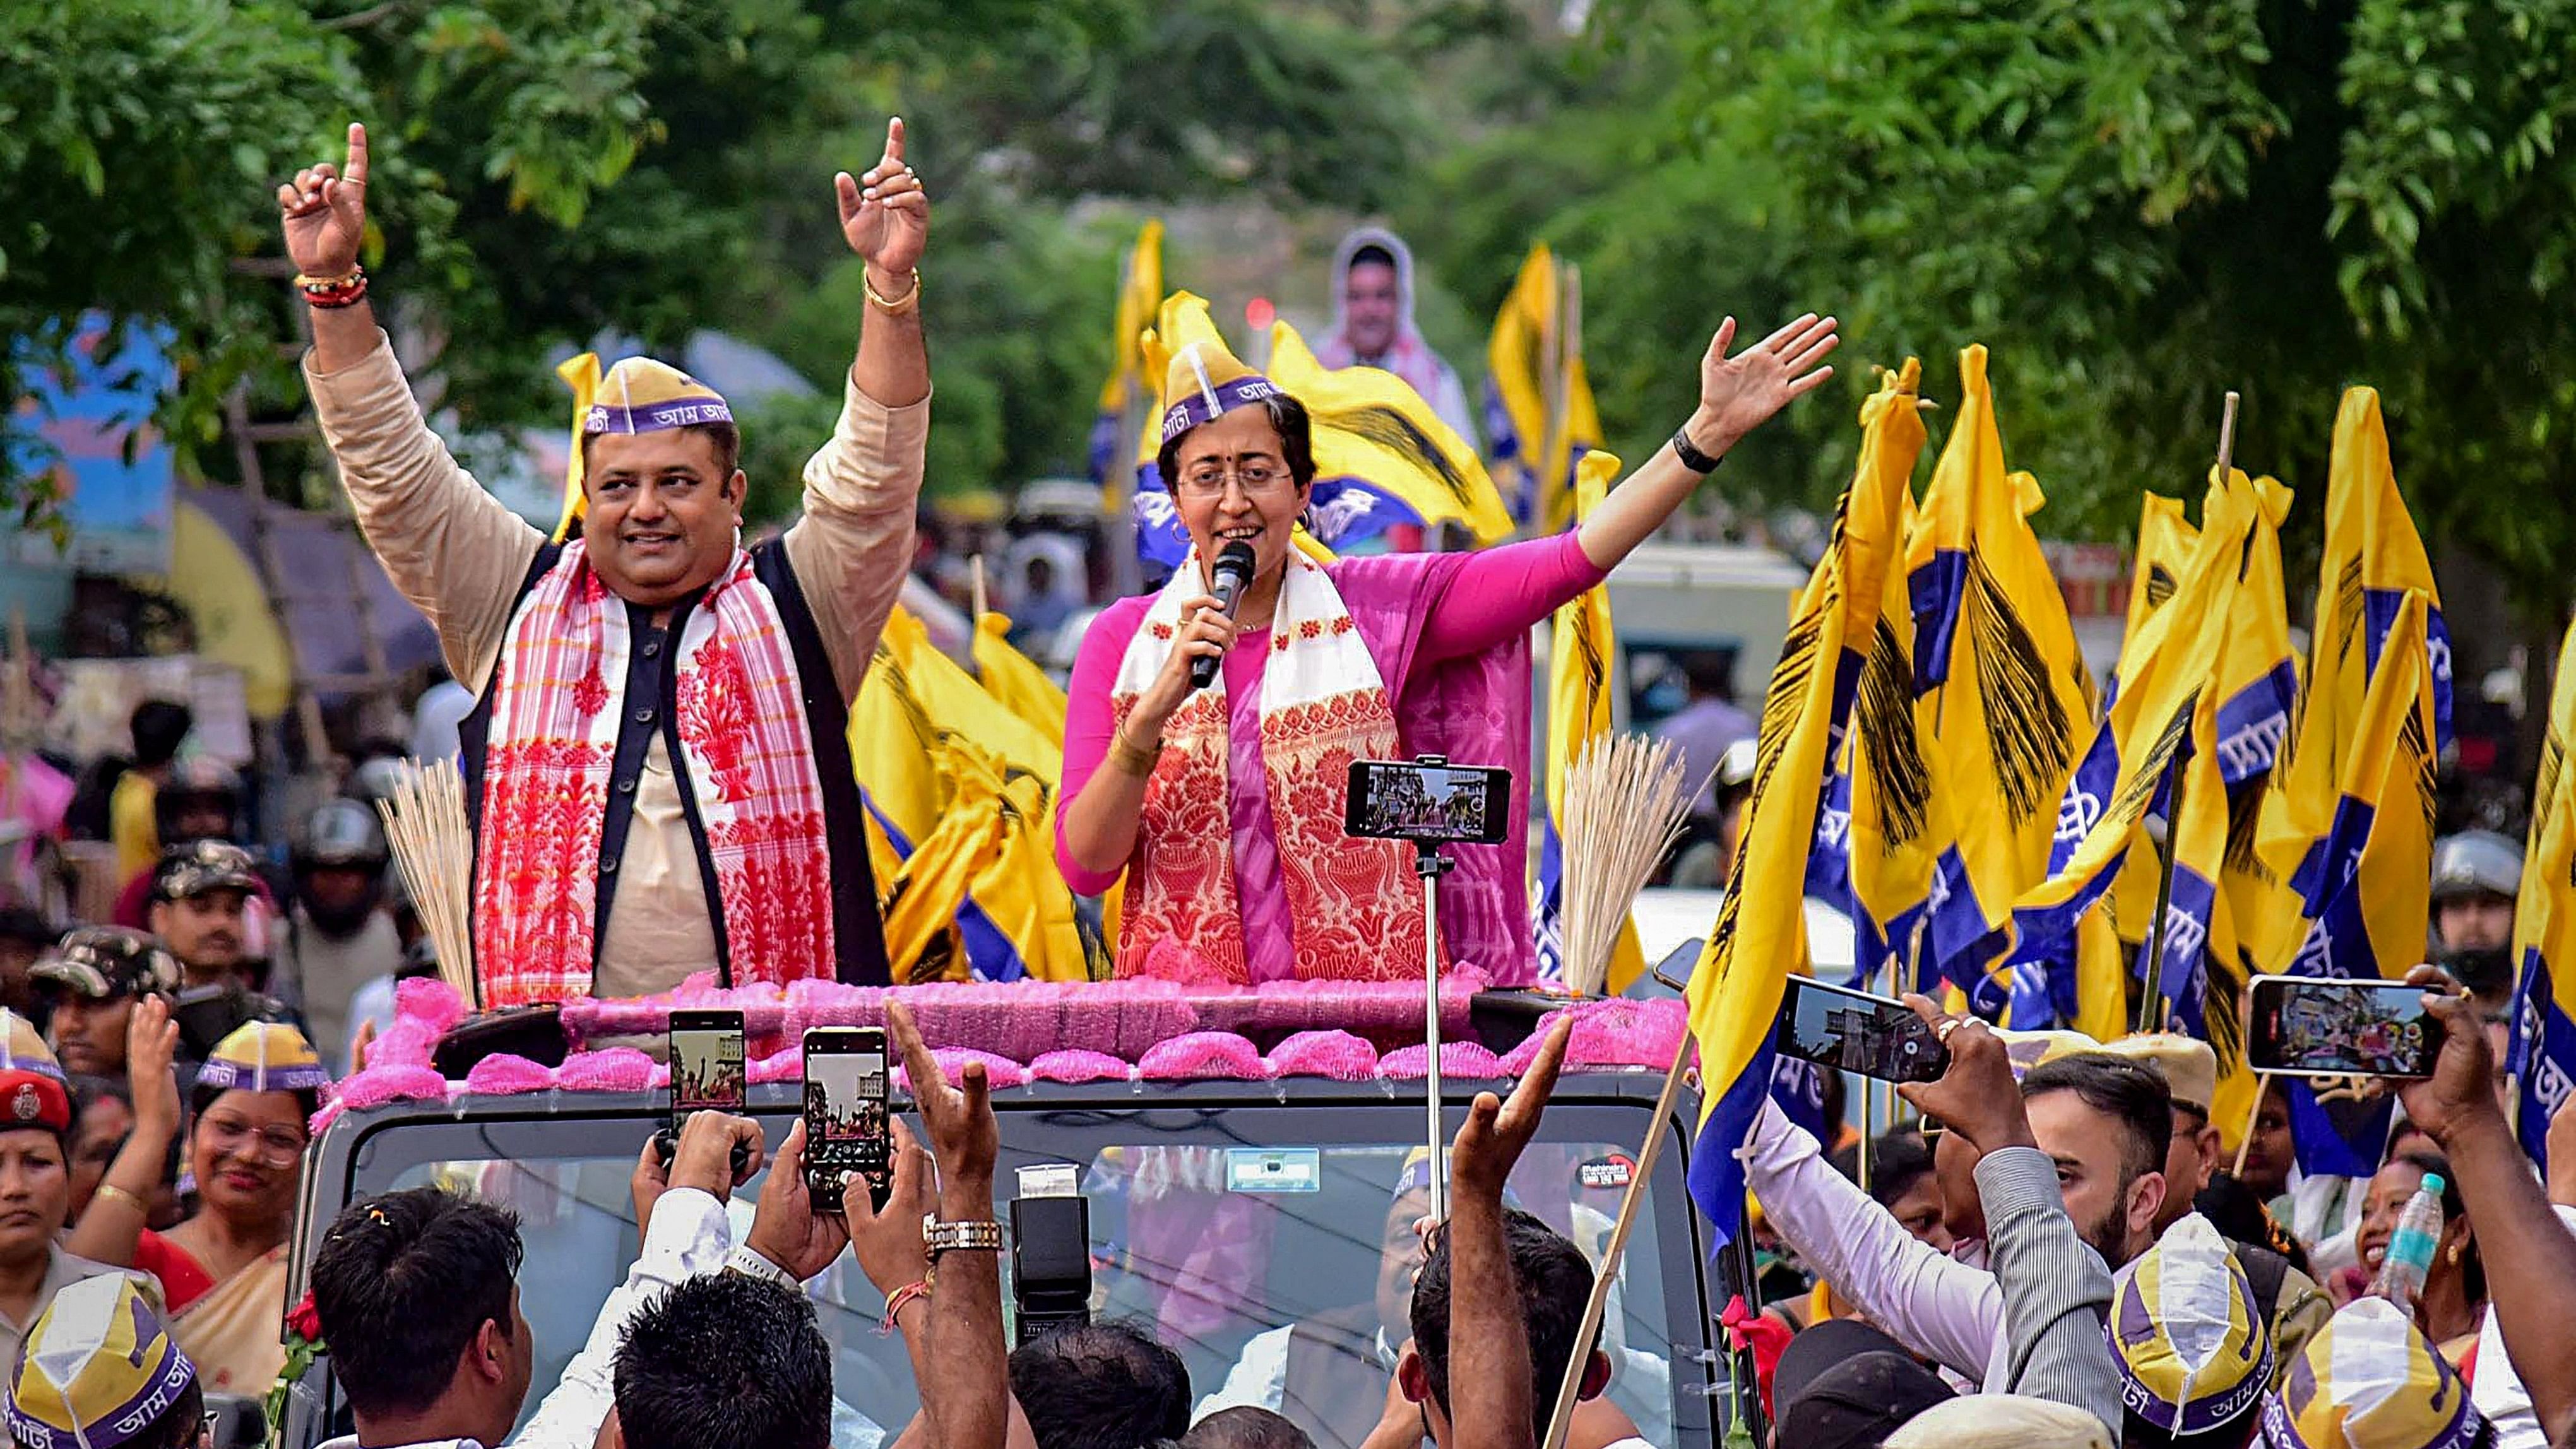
[865,268,922,314]
[92,1183,148,1213]
[1107,728,1163,779]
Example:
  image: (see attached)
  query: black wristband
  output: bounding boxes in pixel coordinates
[1671,427,1723,475]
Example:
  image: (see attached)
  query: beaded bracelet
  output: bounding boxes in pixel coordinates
[294,267,369,310]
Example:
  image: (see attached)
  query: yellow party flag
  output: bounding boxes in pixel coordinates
[1483,244,1605,531]
[971,613,1069,753]
[1091,219,1165,498]
[1808,361,1935,994]
[1685,362,1912,1243]
[2255,388,2450,930]
[849,607,1084,981]
[1908,345,2091,1011]
[1266,318,1516,548]
[2512,615,2576,1166]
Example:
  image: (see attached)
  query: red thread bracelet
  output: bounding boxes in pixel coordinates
[880,1278,932,1335]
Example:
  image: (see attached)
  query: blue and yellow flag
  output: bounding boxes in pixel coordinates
[1534,452,1646,991]
[1906,346,2091,1014]
[851,607,1086,982]
[2010,492,2199,1032]
[1266,320,1514,552]
[1089,220,1165,497]
[2513,615,2576,1169]
[1129,295,1502,567]
[1805,362,1934,993]
[2012,475,2251,1017]
[2260,589,2436,1178]
[1686,368,1912,1245]
[1483,244,1604,531]
[2254,388,2450,953]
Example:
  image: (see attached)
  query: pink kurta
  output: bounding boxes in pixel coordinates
[1060,531,1606,983]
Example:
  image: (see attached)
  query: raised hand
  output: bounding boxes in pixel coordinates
[886,1000,997,1191]
[747,1119,855,1283]
[2394,964,2498,1145]
[1894,995,2035,1155]
[277,122,371,277]
[1451,1015,1570,1204]
[847,1118,939,1297]
[1687,312,1840,455]
[837,117,929,280]
[123,995,182,1147]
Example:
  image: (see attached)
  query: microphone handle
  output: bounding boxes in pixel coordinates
[1189,572,1248,690]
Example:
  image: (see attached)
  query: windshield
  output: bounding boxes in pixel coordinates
[330,1092,1707,1449]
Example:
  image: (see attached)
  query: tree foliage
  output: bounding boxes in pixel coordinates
[1408,0,2576,618]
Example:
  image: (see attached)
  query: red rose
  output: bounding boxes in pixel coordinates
[285,1291,324,1344]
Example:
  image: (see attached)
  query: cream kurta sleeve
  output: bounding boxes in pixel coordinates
[781,369,927,704]
[304,329,544,688]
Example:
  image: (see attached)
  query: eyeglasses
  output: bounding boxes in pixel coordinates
[201,1114,307,1167]
[1175,462,1291,500]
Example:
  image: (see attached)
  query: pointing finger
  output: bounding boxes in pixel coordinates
[345,122,369,187]
[883,115,905,167]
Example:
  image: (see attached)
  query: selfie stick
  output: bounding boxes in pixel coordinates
[1419,836,1453,1223]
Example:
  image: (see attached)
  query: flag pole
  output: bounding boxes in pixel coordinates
[1540,1021,1694,1449]
[2136,391,2239,1035]
[2230,1070,2271,1177]
[970,553,989,625]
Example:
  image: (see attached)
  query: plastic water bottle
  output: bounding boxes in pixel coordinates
[2370,1172,2447,1313]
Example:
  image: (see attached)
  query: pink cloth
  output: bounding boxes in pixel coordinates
[1059,532,1602,984]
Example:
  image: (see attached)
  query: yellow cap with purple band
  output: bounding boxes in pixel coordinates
[6,1275,195,1449]
[196,1021,333,1095]
[552,353,735,543]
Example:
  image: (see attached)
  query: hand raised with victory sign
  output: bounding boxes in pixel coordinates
[838,118,929,283]
[276,122,370,278]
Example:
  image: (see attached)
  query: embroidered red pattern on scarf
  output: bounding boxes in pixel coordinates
[473,544,834,1004]
[1110,552,1428,983]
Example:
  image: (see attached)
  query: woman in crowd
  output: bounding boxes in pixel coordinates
[1058,297,1836,982]
[71,1014,326,1395]
[2346,1149,2488,1372]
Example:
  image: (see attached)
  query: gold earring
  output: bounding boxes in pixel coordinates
[2446,1240,2464,1265]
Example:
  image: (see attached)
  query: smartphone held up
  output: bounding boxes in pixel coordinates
[804,1026,893,1214]
[658,1010,751,1173]
[2243,974,2445,1080]
[1773,978,1949,1085]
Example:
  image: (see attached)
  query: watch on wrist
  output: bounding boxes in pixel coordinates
[920,1214,1004,1259]
[723,1243,802,1288]
[1670,425,1724,476]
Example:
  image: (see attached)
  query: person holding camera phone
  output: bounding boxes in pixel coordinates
[2388,966,2576,1449]
[1056,300,1838,983]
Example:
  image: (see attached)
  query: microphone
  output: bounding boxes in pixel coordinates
[1191,541,1259,690]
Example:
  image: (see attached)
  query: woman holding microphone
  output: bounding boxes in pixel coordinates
[1057,295,1837,984]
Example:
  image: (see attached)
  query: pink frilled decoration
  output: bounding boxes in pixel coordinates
[314,967,1679,1128]
[1379,1040,1502,1079]
[1137,1032,1271,1081]
[557,1047,656,1092]
[464,1054,554,1095]
[1030,1050,1135,1085]
[1266,1031,1380,1081]
[1499,997,1685,1074]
